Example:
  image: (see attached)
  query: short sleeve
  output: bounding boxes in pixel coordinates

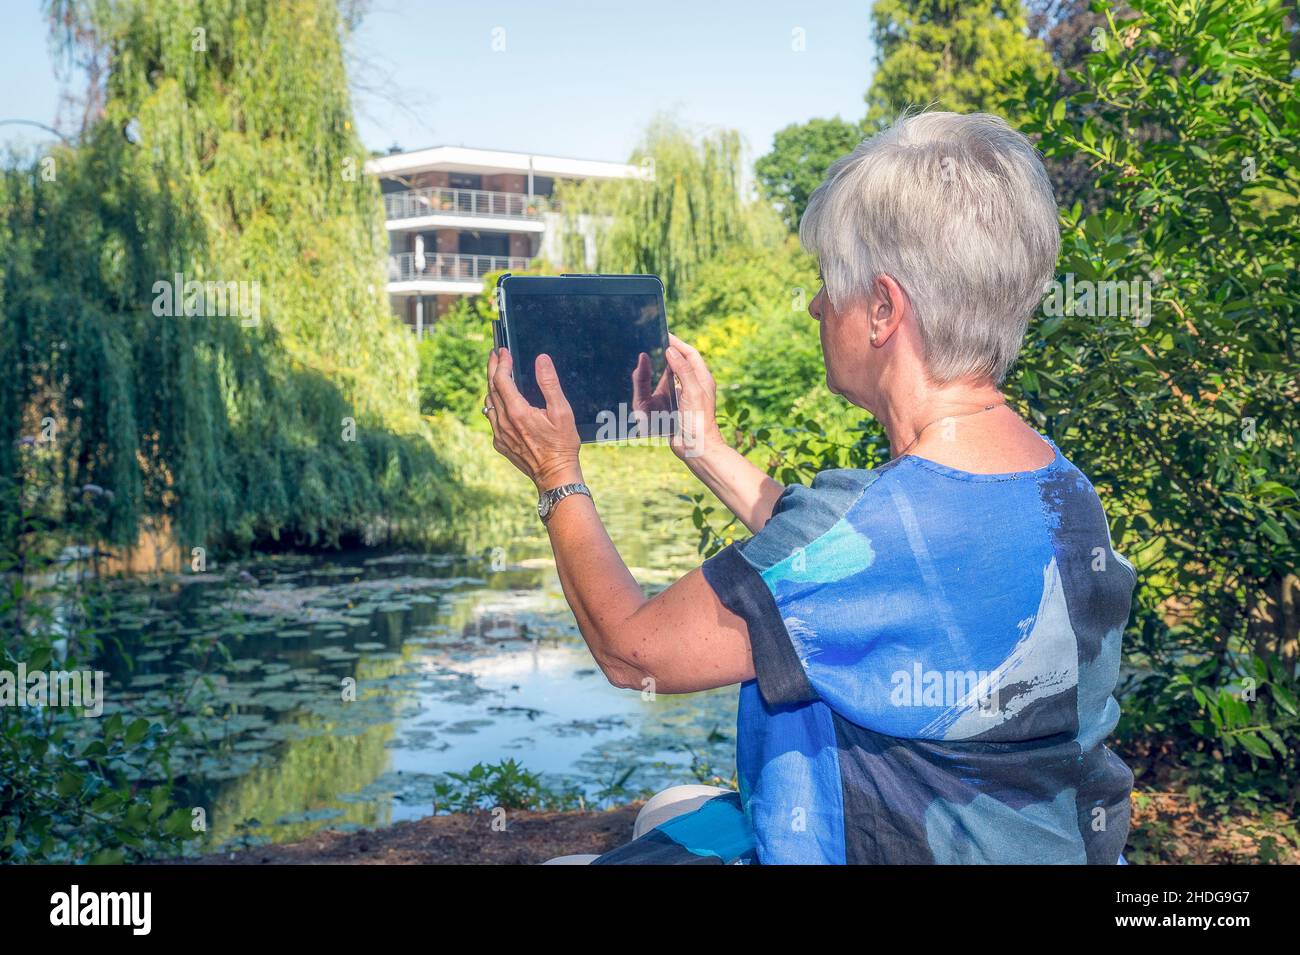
[700,469,875,708]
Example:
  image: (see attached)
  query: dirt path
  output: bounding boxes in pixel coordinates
[182,791,1298,864]
[188,804,641,865]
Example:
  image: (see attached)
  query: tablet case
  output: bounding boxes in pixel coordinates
[493,273,676,443]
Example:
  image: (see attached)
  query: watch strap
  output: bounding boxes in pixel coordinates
[538,482,592,524]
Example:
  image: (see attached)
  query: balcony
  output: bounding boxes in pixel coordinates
[387,251,532,288]
[383,186,554,224]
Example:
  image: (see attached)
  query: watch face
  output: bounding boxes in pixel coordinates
[537,496,550,519]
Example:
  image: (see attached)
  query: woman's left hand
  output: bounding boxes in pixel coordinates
[485,348,582,490]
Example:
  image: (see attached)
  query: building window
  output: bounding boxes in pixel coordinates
[448,172,482,190]
[458,232,510,257]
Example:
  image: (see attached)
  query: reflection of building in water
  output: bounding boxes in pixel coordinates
[367,146,645,337]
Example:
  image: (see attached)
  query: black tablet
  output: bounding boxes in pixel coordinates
[494,274,677,443]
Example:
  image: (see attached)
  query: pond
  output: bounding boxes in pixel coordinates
[92,444,738,853]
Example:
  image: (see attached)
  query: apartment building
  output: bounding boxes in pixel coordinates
[366,146,643,335]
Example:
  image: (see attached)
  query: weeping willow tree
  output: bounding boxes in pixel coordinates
[556,118,783,300]
[0,0,507,557]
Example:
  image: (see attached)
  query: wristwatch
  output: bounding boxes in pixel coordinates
[537,482,592,524]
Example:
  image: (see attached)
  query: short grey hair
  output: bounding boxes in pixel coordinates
[799,111,1060,385]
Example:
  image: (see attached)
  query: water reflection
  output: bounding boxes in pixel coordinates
[94,446,737,852]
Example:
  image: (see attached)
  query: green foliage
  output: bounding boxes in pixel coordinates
[865,0,1054,128]
[755,117,865,231]
[417,300,493,420]
[416,265,554,420]
[431,759,581,813]
[672,245,883,554]
[669,237,810,337]
[666,226,852,423]
[0,0,496,556]
[1023,0,1114,209]
[0,462,199,863]
[0,696,197,863]
[556,116,783,301]
[1013,0,1299,805]
[671,237,883,551]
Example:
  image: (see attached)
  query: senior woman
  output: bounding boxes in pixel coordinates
[484,111,1135,865]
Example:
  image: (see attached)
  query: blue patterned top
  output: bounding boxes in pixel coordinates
[700,440,1135,864]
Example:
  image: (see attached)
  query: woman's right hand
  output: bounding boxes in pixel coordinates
[663,333,723,462]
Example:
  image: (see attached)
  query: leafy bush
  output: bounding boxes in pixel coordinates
[417,300,493,420]
[1014,0,1299,807]
[0,467,199,863]
[415,264,558,421]
[431,759,581,813]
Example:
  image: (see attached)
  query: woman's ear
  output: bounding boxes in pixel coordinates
[870,275,909,346]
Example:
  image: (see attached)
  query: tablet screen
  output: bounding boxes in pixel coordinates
[501,277,677,443]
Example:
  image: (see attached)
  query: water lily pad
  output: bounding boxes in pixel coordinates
[441,718,494,735]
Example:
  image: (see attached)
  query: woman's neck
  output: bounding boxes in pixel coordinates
[879,378,1006,458]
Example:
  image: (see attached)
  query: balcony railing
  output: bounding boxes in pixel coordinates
[388,251,532,283]
[383,186,553,222]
